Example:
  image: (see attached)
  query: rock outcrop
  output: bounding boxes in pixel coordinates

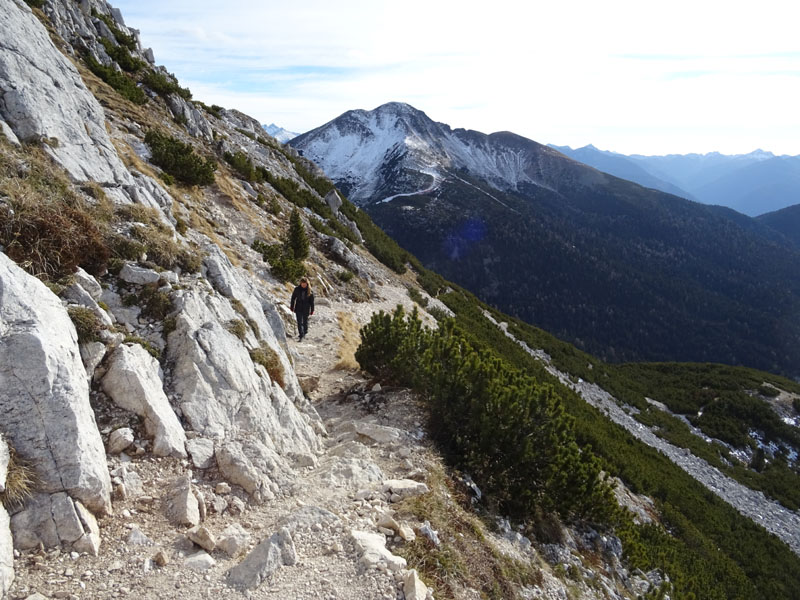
[0,253,111,519]
[102,344,187,458]
[0,437,13,599]
[227,527,296,590]
[0,0,131,185]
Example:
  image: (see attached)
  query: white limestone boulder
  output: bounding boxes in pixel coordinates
[350,530,407,572]
[0,253,111,516]
[102,344,187,458]
[227,528,296,590]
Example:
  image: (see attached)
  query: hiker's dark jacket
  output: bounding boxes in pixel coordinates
[290,286,314,315]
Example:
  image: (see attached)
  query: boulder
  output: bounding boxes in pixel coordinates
[227,528,296,590]
[102,344,187,458]
[0,1,132,185]
[0,434,8,494]
[166,94,213,140]
[79,341,107,382]
[187,525,216,553]
[0,253,111,516]
[185,551,216,572]
[383,479,429,501]
[186,437,215,469]
[73,268,103,301]
[355,422,404,445]
[350,530,407,572]
[217,523,251,558]
[10,493,100,554]
[164,477,201,527]
[404,569,429,600]
[119,264,161,285]
[107,428,135,455]
[216,441,278,503]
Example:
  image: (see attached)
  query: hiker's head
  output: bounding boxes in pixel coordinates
[300,277,308,288]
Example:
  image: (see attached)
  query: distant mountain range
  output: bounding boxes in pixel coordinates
[262,123,299,143]
[292,102,800,377]
[551,144,800,217]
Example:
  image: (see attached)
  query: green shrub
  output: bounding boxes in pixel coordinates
[144,130,215,186]
[337,270,355,283]
[141,69,191,100]
[91,9,137,50]
[98,38,144,73]
[138,283,173,320]
[67,306,105,344]
[123,335,161,359]
[757,384,780,397]
[249,343,285,388]
[268,196,281,215]
[83,53,147,105]
[24,0,45,8]
[408,286,428,307]
[270,256,306,283]
[224,150,260,182]
[356,306,615,521]
[208,104,224,118]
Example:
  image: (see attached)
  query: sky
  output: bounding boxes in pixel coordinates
[112,0,800,156]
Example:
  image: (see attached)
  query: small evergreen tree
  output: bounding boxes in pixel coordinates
[286,208,309,261]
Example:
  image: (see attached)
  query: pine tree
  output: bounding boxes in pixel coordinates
[286,208,309,261]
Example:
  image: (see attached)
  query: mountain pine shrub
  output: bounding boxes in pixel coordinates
[356,306,615,522]
[141,70,192,101]
[286,208,309,261]
[82,53,147,105]
[144,130,215,186]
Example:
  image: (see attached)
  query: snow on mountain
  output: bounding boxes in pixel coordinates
[262,123,299,143]
[290,102,599,204]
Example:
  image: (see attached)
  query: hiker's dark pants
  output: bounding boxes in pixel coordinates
[295,311,309,337]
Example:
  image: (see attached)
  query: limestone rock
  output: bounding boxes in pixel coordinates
[164,477,201,527]
[79,341,107,382]
[0,253,111,516]
[119,264,161,285]
[107,428,135,455]
[217,523,251,558]
[166,94,213,140]
[312,456,384,489]
[186,438,215,469]
[185,551,216,572]
[227,528,296,590]
[355,422,404,445]
[376,512,416,542]
[322,235,361,274]
[350,530,407,572]
[187,525,216,552]
[73,268,103,301]
[215,441,277,503]
[126,527,152,546]
[102,344,187,458]
[0,1,132,185]
[404,569,429,600]
[11,493,100,554]
[383,479,429,501]
[110,465,144,500]
[324,189,343,215]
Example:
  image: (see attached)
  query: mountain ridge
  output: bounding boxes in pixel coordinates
[291,102,800,378]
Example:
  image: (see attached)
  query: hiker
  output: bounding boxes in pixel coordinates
[290,277,315,340]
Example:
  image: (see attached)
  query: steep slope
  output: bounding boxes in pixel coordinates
[550,144,695,199]
[292,103,800,378]
[758,203,800,248]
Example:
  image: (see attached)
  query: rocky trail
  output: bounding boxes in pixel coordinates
[7,284,441,600]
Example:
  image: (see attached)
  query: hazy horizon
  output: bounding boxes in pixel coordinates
[113,0,800,156]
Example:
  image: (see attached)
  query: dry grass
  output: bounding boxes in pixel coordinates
[0,141,111,280]
[249,342,285,389]
[334,311,361,370]
[1,445,36,510]
[394,465,542,600]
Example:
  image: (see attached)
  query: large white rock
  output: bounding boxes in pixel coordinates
[102,344,187,458]
[350,530,407,572]
[383,479,430,501]
[10,492,99,554]
[0,0,132,185]
[227,527,296,590]
[0,253,111,515]
[0,434,8,494]
[217,523,251,558]
[404,569,429,600]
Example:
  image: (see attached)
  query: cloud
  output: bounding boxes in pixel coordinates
[114,0,800,154]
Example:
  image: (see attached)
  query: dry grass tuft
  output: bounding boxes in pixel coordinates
[334,311,361,370]
[1,445,36,510]
[249,342,285,389]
